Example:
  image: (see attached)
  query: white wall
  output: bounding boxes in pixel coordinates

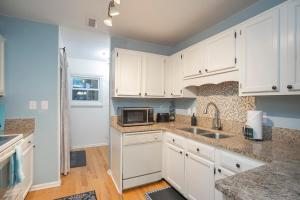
[68,58,109,149]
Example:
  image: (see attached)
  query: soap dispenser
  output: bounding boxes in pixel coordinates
[191,113,197,126]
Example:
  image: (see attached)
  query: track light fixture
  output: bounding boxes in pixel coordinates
[104,0,120,27]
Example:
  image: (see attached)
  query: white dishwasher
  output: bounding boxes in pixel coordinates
[122,131,163,189]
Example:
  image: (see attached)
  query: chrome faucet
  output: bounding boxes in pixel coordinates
[203,102,222,130]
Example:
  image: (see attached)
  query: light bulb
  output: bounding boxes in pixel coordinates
[109,6,120,16]
[104,17,112,26]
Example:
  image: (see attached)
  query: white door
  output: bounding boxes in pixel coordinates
[206,29,237,73]
[0,35,4,96]
[165,143,185,194]
[22,145,34,198]
[183,43,206,77]
[286,0,300,92]
[239,8,280,94]
[214,167,235,200]
[143,54,165,97]
[185,152,214,200]
[115,49,142,96]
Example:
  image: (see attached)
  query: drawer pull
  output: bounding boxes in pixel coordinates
[28,141,32,144]
[236,163,241,168]
[179,151,183,155]
[196,148,200,152]
[218,168,221,173]
[186,153,188,157]
[172,139,175,142]
[287,85,293,90]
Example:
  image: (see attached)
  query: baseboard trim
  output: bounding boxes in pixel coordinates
[30,180,61,191]
[71,142,108,150]
[107,169,122,194]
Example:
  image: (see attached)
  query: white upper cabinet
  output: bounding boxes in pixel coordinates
[239,8,280,94]
[183,42,206,78]
[285,0,300,93]
[0,35,4,96]
[206,29,237,73]
[114,49,142,96]
[143,53,165,97]
[165,53,183,97]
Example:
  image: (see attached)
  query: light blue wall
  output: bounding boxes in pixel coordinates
[111,98,172,116]
[256,96,300,130]
[173,0,287,53]
[0,16,59,185]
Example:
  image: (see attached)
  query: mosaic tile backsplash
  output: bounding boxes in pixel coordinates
[196,81,255,123]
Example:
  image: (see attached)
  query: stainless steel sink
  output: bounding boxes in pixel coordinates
[178,127,231,139]
[202,133,231,139]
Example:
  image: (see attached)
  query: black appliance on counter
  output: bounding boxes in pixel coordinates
[156,113,170,123]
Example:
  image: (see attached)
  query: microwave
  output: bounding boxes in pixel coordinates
[117,107,154,127]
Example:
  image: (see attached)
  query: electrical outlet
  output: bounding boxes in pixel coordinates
[29,101,37,110]
[41,100,48,110]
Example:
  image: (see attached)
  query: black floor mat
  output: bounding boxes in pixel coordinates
[55,190,97,200]
[70,150,86,168]
[145,187,186,200]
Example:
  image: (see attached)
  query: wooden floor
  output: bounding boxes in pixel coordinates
[25,146,168,200]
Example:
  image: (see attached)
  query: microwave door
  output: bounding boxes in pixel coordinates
[124,110,147,124]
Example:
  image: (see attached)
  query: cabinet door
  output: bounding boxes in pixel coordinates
[22,145,34,198]
[0,35,4,96]
[165,143,185,194]
[206,29,237,73]
[286,0,300,92]
[115,50,142,96]
[183,43,206,77]
[144,54,165,97]
[166,53,183,97]
[239,9,280,94]
[185,153,214,200]
[214,167,235,200]
[172,53,184,96]
[165,56,174,97]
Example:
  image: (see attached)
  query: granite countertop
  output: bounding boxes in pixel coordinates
[111,119,300,200]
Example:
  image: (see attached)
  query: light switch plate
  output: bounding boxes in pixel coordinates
[29,101,37,110]
[41,100,48,110]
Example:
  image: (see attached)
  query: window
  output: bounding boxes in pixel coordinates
[71,75,103,106]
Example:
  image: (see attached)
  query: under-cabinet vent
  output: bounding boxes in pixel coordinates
[88,18,97,28]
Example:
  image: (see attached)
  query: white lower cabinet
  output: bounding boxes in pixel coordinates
[163,132,265,200]
[185,152,214,200]
[164,143,185,194]
[214,167,235,200]
[21,135,34,199]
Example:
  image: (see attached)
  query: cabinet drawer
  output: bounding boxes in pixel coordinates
[21,134,34,151]
[165,132,186,149]
[187,139,215,161]
[217,149,264,173]
[123,131,162,146]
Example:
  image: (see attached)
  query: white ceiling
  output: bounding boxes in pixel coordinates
[0,0,257,46]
